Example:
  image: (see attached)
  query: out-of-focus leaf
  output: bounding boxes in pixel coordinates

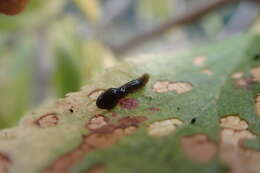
[51,16,84,97]
[51,16,116,83]
[1,34,260,173]
[0,0,65,31]
[0,38,34,128]
[53,48,81,97]
[201,13,223,39]
[74,0,101,22]
[251,18,260,33]
[138,0,171,20]
[0,0,28,15]
[83,40,115,81]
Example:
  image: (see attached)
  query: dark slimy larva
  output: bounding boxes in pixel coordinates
[96,73,149,109]
[254,53,260,60]
[190,117,196,124]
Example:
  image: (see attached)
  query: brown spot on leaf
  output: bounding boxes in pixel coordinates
[152,80,193,94]
[148,118,183,137]
[45,115,147,173]
[111,112,117,117]
[118,116,147,128]
[119,98,139,110]
[89,124,117,134]
[0,0,28,15]
[0,153,11,173]
[86,164,104,173]
[85,127,137,149]
[88,89,106,101]
[193,56,207,67]
[255,93,260,116]
[124,126,137,135]
[148,107,161,111]
[251,66,260,82]
[181,134,217,163]
[34,113,59,128]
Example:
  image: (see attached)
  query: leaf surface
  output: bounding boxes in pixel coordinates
[1,34,260,173]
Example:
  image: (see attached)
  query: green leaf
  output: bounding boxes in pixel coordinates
[53,48,81,97]
[0,38,34,128]
[138,0,171,20]
[1,34,260,173]
[0,0,65,31]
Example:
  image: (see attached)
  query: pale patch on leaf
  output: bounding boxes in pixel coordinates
[251,66,260,82]
[201,69,213,76]
[152,80,170,93]
[167,82,193,94]
[232,72,244,79]
[148,118,183,137]
[181,134,217,163]
[221,129,255,147]
[0,129,17,140]
[255,93,260,115]
[87,115,108,130]
[219,115,257,173]
[220,116,248,130]
[152,81,193,94]
[234,78,254,88]
[193,56,207,67]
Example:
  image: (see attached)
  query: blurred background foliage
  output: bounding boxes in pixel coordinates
[0,0,259,129]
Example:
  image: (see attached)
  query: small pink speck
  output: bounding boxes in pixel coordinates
[111,112,117,117]
[149,107,161,111]
[119,98,139,110]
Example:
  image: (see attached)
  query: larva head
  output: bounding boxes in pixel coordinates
[96,88,121,109]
